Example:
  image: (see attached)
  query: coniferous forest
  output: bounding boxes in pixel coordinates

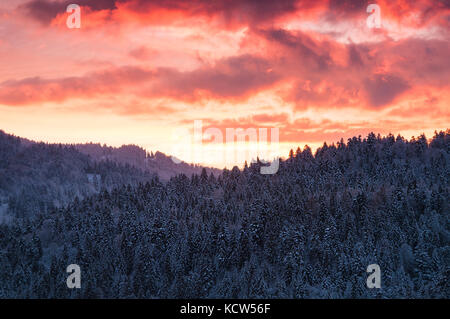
[0,130,448,298]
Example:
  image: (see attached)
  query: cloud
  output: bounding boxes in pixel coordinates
[149,54,280,100]
[252,113,289,124]
[128,46,157,60]
[181,115,430,145]
[19,0,117,25]
[4,3,450,118]
[0,54,279,105]
[257,27,450,109]
[0,66,156,105]
[1,29,449,113]
[363,74,410,108]
[18,0,450,35]
[19,0,300,27]
[261,28,335,72]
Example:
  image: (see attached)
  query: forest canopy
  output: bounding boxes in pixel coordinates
[0,130,448,298]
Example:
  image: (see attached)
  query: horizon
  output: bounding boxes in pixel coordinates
[1,127,446,170]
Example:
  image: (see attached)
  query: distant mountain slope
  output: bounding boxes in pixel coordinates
[0,130,157,217]
[0,130,218,217]
[74,143,220,181]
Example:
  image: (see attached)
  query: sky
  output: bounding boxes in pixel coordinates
[0,0,449,168]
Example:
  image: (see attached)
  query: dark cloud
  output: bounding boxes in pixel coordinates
[18,0,450,30]
[363,74,410,108]
[347,44,365,68]
[19,0,117,24]
[258,27,449,109]
[326,0,368,22]
[151,54,280,99]
[19,0,299,25]
[128,46,156,61]
[328,0,368,13]
[261,28,333,72]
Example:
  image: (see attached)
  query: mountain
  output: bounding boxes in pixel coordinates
[0,130,218,217]
[74,142,220,181]
[0,130,448,298]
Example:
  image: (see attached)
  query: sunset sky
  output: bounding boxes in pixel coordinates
[0,0,449,168]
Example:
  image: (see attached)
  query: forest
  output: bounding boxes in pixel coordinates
[0,130,448,298]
